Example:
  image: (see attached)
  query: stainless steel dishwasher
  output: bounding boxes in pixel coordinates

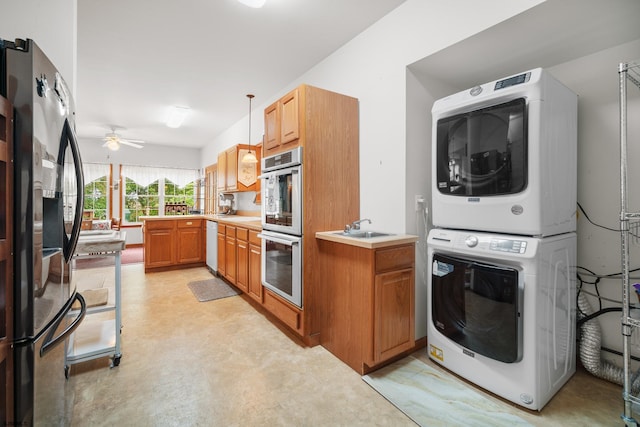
[206,220,218,274]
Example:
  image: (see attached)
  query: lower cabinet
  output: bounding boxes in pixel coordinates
[235,228,249,293]
[217,225,262,304]
[144,221,175,269]
[247,230,263,303]
[144,218,205,272]
[177,219,205,264]
[224,226,237,284]
[318,241,415,374]
[217,225,226,277]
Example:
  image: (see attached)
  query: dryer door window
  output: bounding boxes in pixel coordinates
[435,98,527,197]
[431,253,522,363]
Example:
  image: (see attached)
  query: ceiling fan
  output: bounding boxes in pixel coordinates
[102,129,145,151]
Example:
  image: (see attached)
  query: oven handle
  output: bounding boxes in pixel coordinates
[257,233,300,246]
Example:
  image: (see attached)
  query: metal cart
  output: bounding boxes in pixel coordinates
[619,60,640,426]
[64,230,126,378]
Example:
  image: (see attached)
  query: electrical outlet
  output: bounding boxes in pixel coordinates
[415,195,425,211]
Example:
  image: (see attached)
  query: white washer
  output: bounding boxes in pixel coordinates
[431,68,577,237]
[426,228,576,411]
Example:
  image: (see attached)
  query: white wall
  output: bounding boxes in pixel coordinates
[202,0,546,340]
[0,0,77,95]
[549,40,640,367]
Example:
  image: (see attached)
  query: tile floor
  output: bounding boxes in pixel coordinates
[66,264,623,426]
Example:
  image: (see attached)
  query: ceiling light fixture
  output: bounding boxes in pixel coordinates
[166,105,190,128]
[106,139,120,151]
[242,94,258,164]
[237,0,266,8]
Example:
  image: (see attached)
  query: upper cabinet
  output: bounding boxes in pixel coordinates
[264,87,301,156]
[204,163,216,215]
[217,143,261,193]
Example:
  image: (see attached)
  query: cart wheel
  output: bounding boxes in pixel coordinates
[112,355,121,367]
[64,365,70,379]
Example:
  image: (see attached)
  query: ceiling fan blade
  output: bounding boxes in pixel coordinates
[122,138,145,144]
[120,140,144,149]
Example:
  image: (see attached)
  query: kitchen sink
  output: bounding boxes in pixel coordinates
[334,231,393,238]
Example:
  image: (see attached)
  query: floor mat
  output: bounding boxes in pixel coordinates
[187,278,240,302]
[362,356,532,427]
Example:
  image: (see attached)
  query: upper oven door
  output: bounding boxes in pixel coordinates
[261,165,302,236]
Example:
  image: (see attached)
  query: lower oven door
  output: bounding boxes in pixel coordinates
[258,230,302,308]
[431,252,522,363]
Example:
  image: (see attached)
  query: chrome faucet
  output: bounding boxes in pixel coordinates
[344,218,371,233]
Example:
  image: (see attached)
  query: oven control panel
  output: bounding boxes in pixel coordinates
[489,238,527,254]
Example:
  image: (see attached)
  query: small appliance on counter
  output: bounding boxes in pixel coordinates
[218,193,236,215]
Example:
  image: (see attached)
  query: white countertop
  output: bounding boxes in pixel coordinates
[315,230,418,249]
[76,230,127,254]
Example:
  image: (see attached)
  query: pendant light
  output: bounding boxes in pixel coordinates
[242,94,258,164]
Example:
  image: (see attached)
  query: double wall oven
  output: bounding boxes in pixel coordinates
[259,147,303,308]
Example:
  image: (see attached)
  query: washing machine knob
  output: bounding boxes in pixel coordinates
[465,235,478,247]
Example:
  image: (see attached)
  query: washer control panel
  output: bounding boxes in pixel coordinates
[489,238,527,254]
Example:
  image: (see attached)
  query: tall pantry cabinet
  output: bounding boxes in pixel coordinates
[262,84,360,347]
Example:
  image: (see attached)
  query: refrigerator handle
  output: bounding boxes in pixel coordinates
[40,292,86,357]
[61,118,85,263]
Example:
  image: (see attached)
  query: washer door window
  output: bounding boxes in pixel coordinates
[431,253,522,363]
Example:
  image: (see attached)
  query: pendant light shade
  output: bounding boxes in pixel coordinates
[242,94,259,164]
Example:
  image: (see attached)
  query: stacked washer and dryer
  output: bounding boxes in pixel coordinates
[426,68,578,411]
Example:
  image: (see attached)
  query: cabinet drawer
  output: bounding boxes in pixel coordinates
[145,219,176,230]
[263,290,301,332]
[226,226,236,238]
[249,230,261,245]
[236,227,248,241]
[218,224,226,235]
[177,219,202,228]
[375,245,414,273]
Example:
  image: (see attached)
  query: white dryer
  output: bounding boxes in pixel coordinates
[431,68,577,237]
[426,227,576,411]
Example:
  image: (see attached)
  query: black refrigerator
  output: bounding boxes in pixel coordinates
[1,38,86,425]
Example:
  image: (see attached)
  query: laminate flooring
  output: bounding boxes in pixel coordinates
[66,264,623,426]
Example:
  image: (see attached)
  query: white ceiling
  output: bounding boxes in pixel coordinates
[76,0,406,149]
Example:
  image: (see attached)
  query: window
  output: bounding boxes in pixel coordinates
[121,165,199,224]
[165,179,196,206]
[83,163,110,220]
[123,177,160,223]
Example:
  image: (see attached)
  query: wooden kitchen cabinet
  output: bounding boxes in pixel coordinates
[177,219,204,264]
[217,144,260,193]
[263,87,300,155]
[247,230,263,303]
[217,224,226,277]
[217,151,227,191]
[235,227,249,293]
[204,163,216,215]
[264,101,279,152]
[144,220,176,269]
[317,241,415,374]
[260,84,359,347]
[143,218,206,272]
[224,225,237,284]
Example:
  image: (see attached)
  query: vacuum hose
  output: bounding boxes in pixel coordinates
[578,292,640,392]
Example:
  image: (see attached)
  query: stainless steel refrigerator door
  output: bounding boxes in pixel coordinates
[4,38,85,426]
